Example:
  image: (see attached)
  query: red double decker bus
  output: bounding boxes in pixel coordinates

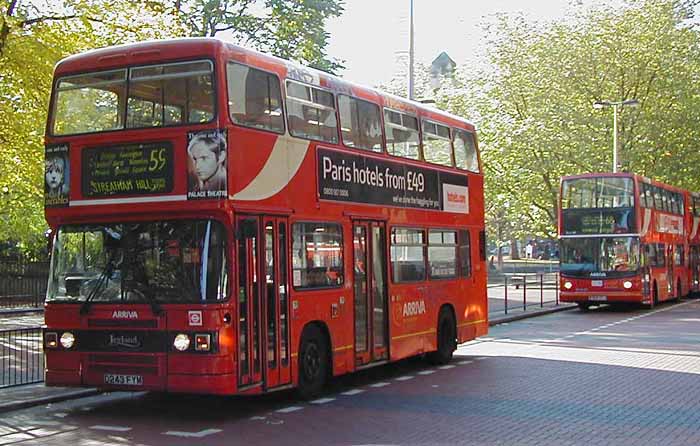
[559,173,689,310]
[687,192,700,296]
[42,38,487,397]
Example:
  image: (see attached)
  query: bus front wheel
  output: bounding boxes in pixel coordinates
[645,283,659,309]
[427,307,456,365]
[297,325,328,400]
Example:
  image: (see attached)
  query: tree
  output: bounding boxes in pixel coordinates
[0,0,183,253]
[172,0,345,73]
[446,0,700,240]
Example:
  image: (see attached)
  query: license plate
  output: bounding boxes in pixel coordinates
[591,280,603,287]
[589,295,607,302]
[104,373,143,386]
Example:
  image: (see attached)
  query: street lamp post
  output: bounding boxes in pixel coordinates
[593,99,639,173]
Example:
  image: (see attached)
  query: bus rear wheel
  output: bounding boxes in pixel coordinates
[427,308,456,365]
[577,302,590,312]
[297,325,328,400]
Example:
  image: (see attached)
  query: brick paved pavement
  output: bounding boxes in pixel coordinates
[0,299,697,445]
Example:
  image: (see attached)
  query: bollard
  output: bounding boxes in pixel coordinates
[504,275,508,314]
[523,275,527,312]
[540,273,544,307]
[555,272,559,305]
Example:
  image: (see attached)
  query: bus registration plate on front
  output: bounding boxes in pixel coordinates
[589,295,607,302]
[104,374,143,386]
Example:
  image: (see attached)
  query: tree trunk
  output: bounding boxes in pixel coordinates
[510,240,520,260]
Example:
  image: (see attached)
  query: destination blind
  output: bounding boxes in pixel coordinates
[82,143,174,198]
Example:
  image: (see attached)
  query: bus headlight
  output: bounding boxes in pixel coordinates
[173,333,191,351]
[564,281,573,290]
[60,332,75,349]
[45,332,58,349]
[623,281,633,289]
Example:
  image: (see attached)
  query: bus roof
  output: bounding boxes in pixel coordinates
[53,37,475,131]
[561,172,687,194]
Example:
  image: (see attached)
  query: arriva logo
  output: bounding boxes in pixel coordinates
[112,310,139,319]
[402,300,426,317]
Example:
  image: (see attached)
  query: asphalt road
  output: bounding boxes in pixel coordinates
[1,299,699,445]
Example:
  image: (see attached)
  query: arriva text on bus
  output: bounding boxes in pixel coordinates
[322,156,425,193]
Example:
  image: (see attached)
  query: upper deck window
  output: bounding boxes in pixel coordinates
[561,177,634,209]
[641,183,684,215]
[286,81,338,143]
[453,129,479,172]
[384,109,420,160]
[53,69,127,135]
[422,120,452,167]
[51,60,215,136]
[227,62,284,133]
[127,60,214,128]
[338,95,382,152]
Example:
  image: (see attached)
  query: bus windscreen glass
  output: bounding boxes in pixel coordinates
[560,237,640,277]
[47,220,228,303]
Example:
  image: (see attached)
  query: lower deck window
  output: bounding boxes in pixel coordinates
[428,230,457,279]
[391,228,426,282]
[292,222,343,288]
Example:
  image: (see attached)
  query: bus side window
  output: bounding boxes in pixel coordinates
[338,95,383,152]
[422,120,453,167]
[227,62,284,133]
[458,230,471,277]
[384,109,420,160]
[390,228,426,282]
[286,81,338,144]
[291,222,344,289]
[453,129,479,173]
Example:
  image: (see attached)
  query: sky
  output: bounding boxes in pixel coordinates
[325,0,620,87]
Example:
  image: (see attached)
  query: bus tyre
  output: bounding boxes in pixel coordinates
[677,281,683,302]
[645,283,659,309]
[577,302,590,312]
[297,326,328,400]
[428,308,456,365]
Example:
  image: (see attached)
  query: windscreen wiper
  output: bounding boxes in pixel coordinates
[79,254,117,315]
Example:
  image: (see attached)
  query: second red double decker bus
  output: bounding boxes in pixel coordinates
[42,38,488,398]
[559,173,689,309]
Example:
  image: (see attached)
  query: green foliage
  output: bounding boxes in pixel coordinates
[0,0,343,254]
[445,0,700,241]
[172,0,345,73]
[0,0,184,253]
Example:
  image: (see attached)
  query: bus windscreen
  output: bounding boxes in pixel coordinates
[560,236,640,277]
[47,220,228,303]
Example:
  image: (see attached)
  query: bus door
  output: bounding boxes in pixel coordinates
[236,216,291,390]
[352,221,388,366]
